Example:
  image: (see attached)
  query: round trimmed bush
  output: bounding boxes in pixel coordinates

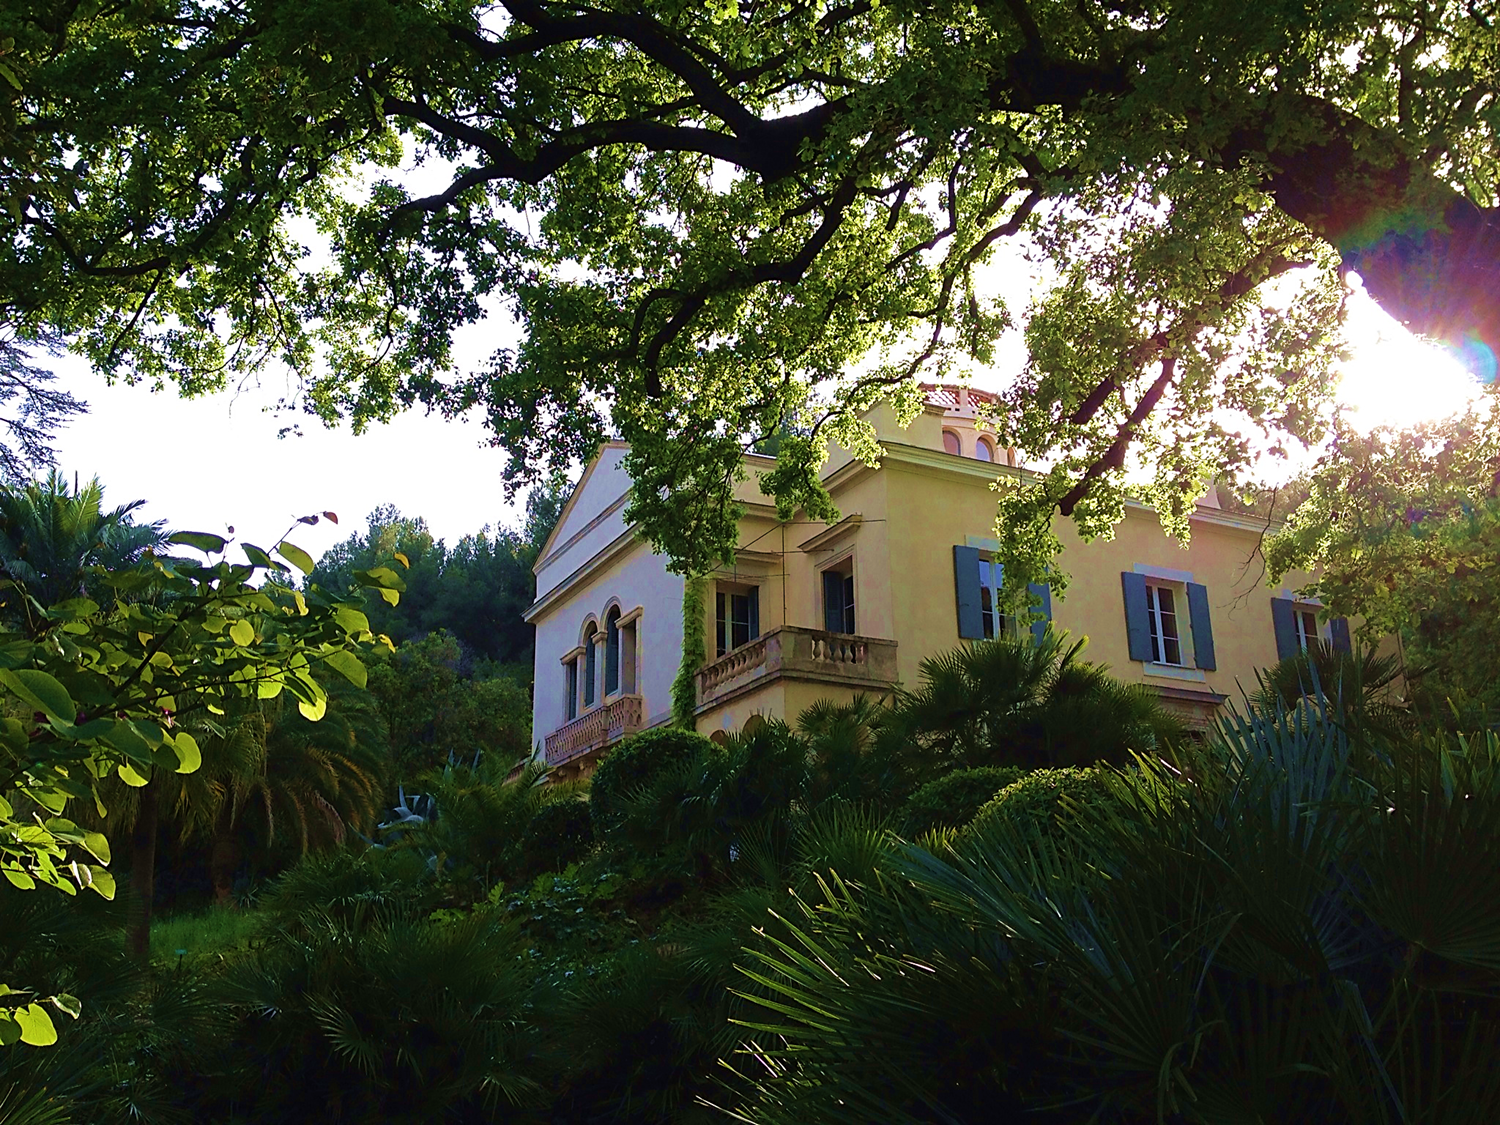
[518,798,595,878]
[902,766,1027,837]
[965,767,1116,843]
[589,727,719,836]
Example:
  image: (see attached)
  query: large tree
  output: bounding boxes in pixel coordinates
[2,0,1497,579]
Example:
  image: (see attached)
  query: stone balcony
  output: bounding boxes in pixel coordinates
[695,626,899,712]
[543,693,645,769]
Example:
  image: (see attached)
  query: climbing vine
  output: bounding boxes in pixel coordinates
[671,575,707,729]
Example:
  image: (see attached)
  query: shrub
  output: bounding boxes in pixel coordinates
[902,766,1028,836]
[518,798,595,878]
[966,767,1116,844]
[589,727,719,836]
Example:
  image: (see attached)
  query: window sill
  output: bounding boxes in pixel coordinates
[1143,663,1207,683]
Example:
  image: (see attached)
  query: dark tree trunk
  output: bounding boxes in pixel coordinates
[209,804,239,907]
[127,781,159,960]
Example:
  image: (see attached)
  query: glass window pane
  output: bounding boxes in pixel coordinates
[943,430,961,455]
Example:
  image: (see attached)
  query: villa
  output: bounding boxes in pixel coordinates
[525,386,1352,777]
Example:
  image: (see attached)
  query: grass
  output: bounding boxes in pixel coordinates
[150,904,263,963]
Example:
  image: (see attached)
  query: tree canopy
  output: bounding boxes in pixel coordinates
[3,0,1497,577]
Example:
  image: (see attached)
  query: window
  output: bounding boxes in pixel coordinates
[565,658,578,721]
[1271,597,1348,661]
[823,563,855,634]
[583,630,597,707]
[604,607,621,695]
[620,617,638,693]
[942,429,962,455]
[1145,583,1183,666]
[715,586,760,656]
[978,557,1012,640]
[974,436,994,462]
[1293,606,1321,652]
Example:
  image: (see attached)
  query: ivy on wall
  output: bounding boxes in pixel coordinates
[671,575,707,729]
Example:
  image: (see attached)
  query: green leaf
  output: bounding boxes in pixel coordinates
[2,867,35,891]
[321,649,367,689]
[376,587,399,606]
[168,531,228,555]
[172,731,201,774]
[333,606,369,635]
[297,694,328,722]
[15,1004,57,1046]
[80,832,110,864]
[0,669,76,724]
[228,619,255,646]
[49,994,81,1020]
[116,763,149,788]
[277,540,315,575]
[0,1014,19,1047]
[86,868,115,900]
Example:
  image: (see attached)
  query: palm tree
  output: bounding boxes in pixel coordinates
[91,680,391,957]
[1254,638,1408,743]
[0,469,167,628]
[883,631,1182,782]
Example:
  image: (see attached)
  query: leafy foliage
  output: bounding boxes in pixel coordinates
[1268,402,1500,720]
[901,765,1026,837]
[7,0,1498,580]
[588,727,720,840]
[363,630,530,777]
[309,482,565,671]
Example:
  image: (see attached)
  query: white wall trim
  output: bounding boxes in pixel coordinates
[1133,563,1196,584]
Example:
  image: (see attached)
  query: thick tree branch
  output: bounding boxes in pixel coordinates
[1228,95,1500,367]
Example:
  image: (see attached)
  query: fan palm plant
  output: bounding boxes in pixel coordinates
[731,703,1500,1123]
[882,631,1182,785]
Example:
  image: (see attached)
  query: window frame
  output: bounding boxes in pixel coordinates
[977,555,1014,641]
[714,584,760,657]
[822,554,856,635]
[1145,581,1186,667]
[973,435,995,463]
[1293,605,1323,652]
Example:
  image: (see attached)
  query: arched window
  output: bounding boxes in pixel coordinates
[582,620,598,707]
[974,436,994,462]
[604,606,621,695]
[942,429,961,455]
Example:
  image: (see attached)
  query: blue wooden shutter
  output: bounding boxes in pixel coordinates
[1027,582,1052,645]
[953,546,984,639]
[1330,616,1352,653]
[823,571,842,633]
[1121,572,1153,661]
[748,586,760,639]
[1270,598,1298,660]
[1186,582,1216,670]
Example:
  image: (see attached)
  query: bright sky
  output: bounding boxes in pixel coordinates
[45,270,1487,555]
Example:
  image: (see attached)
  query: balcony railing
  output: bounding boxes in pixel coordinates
[695,626,898,711]
[544,693,645,768]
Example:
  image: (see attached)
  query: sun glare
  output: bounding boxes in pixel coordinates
[1334,286,1488,432]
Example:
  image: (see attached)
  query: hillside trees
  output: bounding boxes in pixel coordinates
[2,0,1496,582]
[310,475,565,669]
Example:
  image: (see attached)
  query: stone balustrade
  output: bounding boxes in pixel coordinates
[543,693,644,767]
[695,626,898,711]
